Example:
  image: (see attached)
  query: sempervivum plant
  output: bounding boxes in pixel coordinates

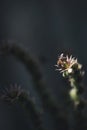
[55,53,86,130]
[0,41,68,130]
[55,53,85,106]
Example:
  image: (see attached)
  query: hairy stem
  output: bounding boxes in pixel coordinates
[0,41,68,130]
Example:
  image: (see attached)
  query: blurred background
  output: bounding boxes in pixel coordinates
[0,0,87,130]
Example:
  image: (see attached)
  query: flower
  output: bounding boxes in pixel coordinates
[55,53,79,73]
[1,84,27,102]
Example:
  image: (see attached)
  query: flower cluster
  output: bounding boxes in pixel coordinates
[55,53,83,77]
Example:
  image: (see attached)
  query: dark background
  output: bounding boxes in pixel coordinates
[0,0,87,130]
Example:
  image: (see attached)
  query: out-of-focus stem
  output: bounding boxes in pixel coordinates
[0,41,68,130]
[18,94,45,130]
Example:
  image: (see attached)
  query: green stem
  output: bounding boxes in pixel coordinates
[69,77,86,130]
[69,78,80,106]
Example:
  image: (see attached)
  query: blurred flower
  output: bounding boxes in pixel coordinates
[1,84,27,102]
